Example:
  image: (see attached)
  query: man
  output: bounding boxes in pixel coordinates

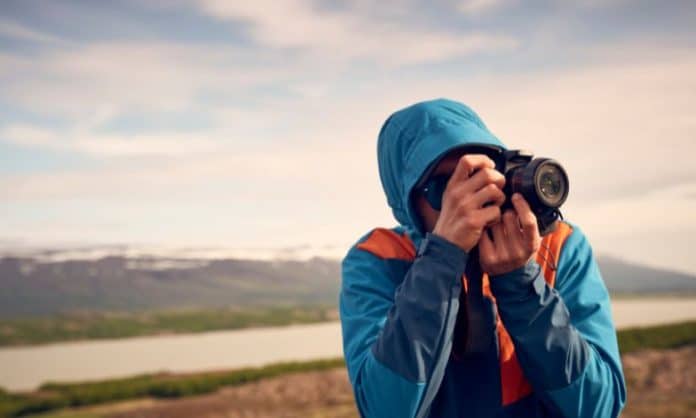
[339,98,626,417]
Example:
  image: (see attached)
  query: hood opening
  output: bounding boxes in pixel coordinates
[377,98,507,236]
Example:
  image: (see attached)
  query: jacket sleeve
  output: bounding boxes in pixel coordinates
[489,223,627,417]
[339,232,468,418]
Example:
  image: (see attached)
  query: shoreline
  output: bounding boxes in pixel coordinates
[1,320,695,418]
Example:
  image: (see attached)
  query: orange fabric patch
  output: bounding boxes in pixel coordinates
[479,273,534,405]
[535,221,573,287]
[356,228,416,261]
[498,320,534,405]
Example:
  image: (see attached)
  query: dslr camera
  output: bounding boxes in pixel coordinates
[417,144,569,236]
[471,145,569,236]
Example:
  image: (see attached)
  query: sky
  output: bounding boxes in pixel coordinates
[1,0,695,273]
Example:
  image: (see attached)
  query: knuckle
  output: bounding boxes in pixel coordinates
[459,156,472,171]
[522,215,537,227]
[486,209,501,225]
[520,212,537,226]
[446,187,460,201]
[464,217,482,230]
[462,217,476,229]
[515,248,527,261]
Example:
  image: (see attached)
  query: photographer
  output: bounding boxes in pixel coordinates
[339,98,626,417]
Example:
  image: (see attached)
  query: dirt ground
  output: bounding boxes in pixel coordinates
[621,345,696,418]
[47,345,696,418]
[100,368,359,418]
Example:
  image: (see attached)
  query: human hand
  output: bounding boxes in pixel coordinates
[478,193,541,276]
[432,154,506,252]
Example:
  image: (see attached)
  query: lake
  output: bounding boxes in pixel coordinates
[2,297,696,392]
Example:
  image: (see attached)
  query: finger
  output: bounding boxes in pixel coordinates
[490,221,509,260]
[448,154,496,185]
[490,219,506,244]
[478,227,496,261]
[460,168,506,195]
[502,209,525,255]
[478,204,502,227]
[505,207,524,235]
[512,193,538,239]
[470,183,505,208]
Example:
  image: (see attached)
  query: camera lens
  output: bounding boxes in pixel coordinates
[534,161,568,207]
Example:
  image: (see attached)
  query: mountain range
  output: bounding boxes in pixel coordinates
[0,251,694,318]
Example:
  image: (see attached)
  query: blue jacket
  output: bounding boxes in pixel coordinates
[339,99,626,417]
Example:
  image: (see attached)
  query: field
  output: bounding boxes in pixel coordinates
[1,320,695,418]
[0,305,337,347]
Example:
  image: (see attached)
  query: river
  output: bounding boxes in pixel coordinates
[1,298,695,392]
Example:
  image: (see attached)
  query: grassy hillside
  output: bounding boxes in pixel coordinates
[0,305,336,347]
[0,359,345,418]
[617,320,696,354]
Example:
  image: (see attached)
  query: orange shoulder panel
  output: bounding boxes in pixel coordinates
[534,221,574,288]
[356,228,416,261]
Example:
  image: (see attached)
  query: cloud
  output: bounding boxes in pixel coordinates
[572,182,696,237]
[3,45,695,201]
[0,124,226,156]
[0,1,518,124]
[569,181,696,274]
[197,0,517,66]
[0,41,292,119]
[0,18,68,44]
[457,0,510,16]
[0,129,379,201]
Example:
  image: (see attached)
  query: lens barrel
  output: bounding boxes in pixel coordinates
[510,158,569,210]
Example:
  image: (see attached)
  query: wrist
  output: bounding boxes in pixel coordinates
[417,232,469,276]
[430,228,474,253]
[490,259,542,299]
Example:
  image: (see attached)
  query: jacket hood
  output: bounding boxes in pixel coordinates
[377,98,507,235]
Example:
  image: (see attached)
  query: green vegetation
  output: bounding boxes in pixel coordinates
[0,358,345,417]
[1,321,695,417]
[617,320,696,354]
[610,292,696,299]
[0,305,337,347]
[26,413,101,418]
